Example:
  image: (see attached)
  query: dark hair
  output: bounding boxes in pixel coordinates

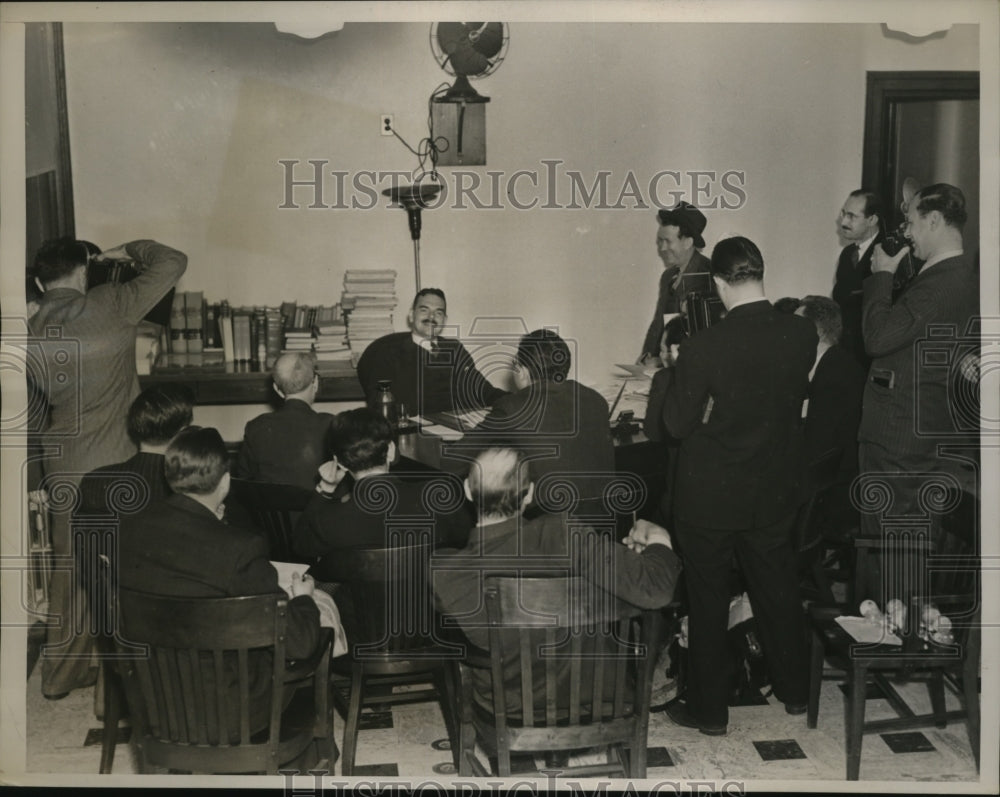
[656,209,700,243]
[798,295,842,346]
[516,329,571,382]
[848,189,885,224]
[328,407,393,472]
[773,297,801,314]
[127,384,195,445]
[412,287,447,312]
[468,448,529,518]
[164,426,228,495]
[662,315,689,349]
[914,183,967,229]
[31,237,95,285]
[710,236,764,285]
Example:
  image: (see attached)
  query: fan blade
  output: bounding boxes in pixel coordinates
[436,22,469,54]
[449,40,490,75]
[472,22,504,58]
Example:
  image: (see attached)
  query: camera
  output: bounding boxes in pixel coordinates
[881,223,911,256]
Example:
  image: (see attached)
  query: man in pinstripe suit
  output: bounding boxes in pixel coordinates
[28,237,186,699]
[858,183,979,597]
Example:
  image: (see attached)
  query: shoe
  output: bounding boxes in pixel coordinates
[784,701,808,716]
[44,691,70,701]
[659,697,727,736]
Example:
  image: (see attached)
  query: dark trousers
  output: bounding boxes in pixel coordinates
[675,511,807,727]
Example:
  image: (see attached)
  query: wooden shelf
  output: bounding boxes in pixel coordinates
[138,356,363,405]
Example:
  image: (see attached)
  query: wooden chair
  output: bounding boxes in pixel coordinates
[227,478,314,563]
[322,538,463,775]
[458,576,665,778]
[794,448,844,605]
[114,588,336,775]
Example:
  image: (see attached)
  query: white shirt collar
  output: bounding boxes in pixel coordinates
[727,296,769,311]
[856,232,878,258]
[411,332,435,350]
[919,248,964,274]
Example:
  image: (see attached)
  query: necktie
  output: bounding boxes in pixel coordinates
[848,243,860,268]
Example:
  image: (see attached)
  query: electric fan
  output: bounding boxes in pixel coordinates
[430,22,509,102]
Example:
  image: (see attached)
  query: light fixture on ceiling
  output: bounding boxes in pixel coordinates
[273,21,344,40]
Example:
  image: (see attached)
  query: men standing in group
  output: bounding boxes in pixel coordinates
[832,190,884,370]
[639,202,713,365]
[858,183,979,563]
[235,351,334,490]
[28,237,186,700]
[357,288,506,415]
[467,329,614,516]
[658,236,817,735]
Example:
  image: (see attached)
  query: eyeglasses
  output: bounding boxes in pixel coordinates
[838,210,865,221]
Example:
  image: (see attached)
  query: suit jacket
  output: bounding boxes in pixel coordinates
[293,472,473,575]
[804,344,865,481]
[641,250,713,359]
[235,399,334,489]
[118,493,321,735]
[356,332,506,415]
[663,299,817,529]
[832,235,882,370]
[28,240,186,483]
[859,254,979,479]
[466,379,615,506]
[432,512,680,714]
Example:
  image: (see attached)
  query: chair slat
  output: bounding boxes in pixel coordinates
[238,649,251,744]
[544,629,557,726]
[175,647,199,744]
[212,649,226,746]
[519,633,534,726]
[155,648,182,742]
[591,636,605,723]
[569,630,582,725]
[612,618,629,718]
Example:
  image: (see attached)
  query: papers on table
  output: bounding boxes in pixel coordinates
[410,419,464,440]
[834,615,903,646]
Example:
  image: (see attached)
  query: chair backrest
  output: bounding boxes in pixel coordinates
[795,447,844,555]
[483,575,663,728]
[321,535,457,660]
[227,478,314,563]
[115,588,295,773]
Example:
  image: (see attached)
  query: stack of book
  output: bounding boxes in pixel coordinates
[167,292,205,354]
[342,269,397,358]
[314,305,350,362]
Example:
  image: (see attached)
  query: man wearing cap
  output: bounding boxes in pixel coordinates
[639,202,714,365]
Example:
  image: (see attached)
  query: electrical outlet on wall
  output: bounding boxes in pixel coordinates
[380,114,394,136]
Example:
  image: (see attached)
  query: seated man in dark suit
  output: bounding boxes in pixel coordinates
[235,352,334,490]
[796,295,866,538]
[466,329,614,515]
[293,407,472,577]
[432,447,681,715]
[356,288,506,415]
[118,426,321,735]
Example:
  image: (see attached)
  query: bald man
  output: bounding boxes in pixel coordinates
[235,352,334,490]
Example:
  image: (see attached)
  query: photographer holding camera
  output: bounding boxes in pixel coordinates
[858,183,979,566]
[27,237,187,700]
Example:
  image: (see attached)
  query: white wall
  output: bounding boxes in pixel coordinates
[63,21,979,390]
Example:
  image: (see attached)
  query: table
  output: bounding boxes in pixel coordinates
[396,425,668,524]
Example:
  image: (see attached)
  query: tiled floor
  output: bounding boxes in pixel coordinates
[22,639,982,787]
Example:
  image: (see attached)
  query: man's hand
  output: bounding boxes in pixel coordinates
[290,571,315,598]
[316,458,347,494]
[871,244,908,275]
[94,244,130,261]
[624,519,673,553]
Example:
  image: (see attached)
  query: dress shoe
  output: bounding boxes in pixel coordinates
[659,697,727,736]
[784,701,808,716]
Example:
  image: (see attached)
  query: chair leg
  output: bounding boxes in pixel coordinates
[434,663,461,771]
[964,624,981,771]
[341,664,364,776]
[807,630,823,729]
[928,671,947,728]
[846,661,868,781]
[630,737,646,779]
[99,663,121,774]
